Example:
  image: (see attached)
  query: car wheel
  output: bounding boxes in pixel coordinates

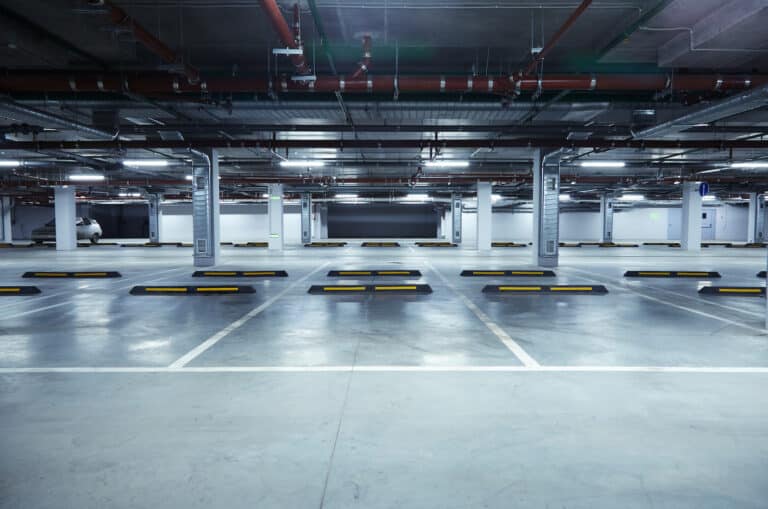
[90,234,100,244]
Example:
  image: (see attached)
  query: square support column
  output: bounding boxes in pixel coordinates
[1,196,12,243]
[192,149,221,267]
[747,193,765,244]
[532,149,559,267]
[54,186,77,251]
[600,194,614,243]
[300,193,312,244]
[476,182,492,251]
[268,184,284,251]
[681,182,702,251]
[148,194,162,244]
[451,192,462,244]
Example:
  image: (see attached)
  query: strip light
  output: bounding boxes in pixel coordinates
[731,162,768,168]
[402,193,430,201]
[69,175,105,181]
[618,193,644,201]
[280,160,326,167]
[335,194,358,199]
[0,160,21,168]
[580,161,626,168]
[423,160,470,168]
[559,194,571,201]
[122,159,169,167]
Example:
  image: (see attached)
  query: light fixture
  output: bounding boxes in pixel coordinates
[261,193,269,198]
[559,194,571,201]
[335,193,358,199]
[580,161,626,168]
[0,160,21,168]
[185,175,193,181]
[703,195,717,201]
[279,160,326,168]
[69,175,105,181]
[118,192,142,198]
[618,193,644,201]
[491,194,502,202]
[731,162,768,168]
[122,159,169,167]
[423,160,470,168]
[673,180,681,185]
[402,193,430,201]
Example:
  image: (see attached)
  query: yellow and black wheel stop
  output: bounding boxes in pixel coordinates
[192,270,288,277]
[483,285,608,294]
[309,284,432,294]
[461,270,556,277]
[0,286,41,295]
[23,271,122,278]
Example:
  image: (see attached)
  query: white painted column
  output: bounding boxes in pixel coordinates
[1,196,12,243]
[300,193,312,244]
[268,184,284,250]
[476,181,492,251]
[54,186,77,251]
[681,182,702,251]
[747,193,765,244]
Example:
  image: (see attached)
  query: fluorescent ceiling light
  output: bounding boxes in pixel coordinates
[122,159,169,167]
[403,193,430,201]
[261,193,269,198]
[335,193,358,199]
[118,192,142,198]
[559,194,571,201]
[69,175,105,181]
[703,195,717,201]
[491,194,502,202]
[0,160,20,168]
[618,193,644,201]
[580,161,626,168]
[423,160,470,168]
[731,162,768,168]
[280,160,326,167]
[185,175,193,181]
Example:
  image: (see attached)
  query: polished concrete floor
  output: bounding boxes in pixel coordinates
[1,243,767,508]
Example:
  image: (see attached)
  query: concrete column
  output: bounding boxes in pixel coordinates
[747,193,765,244]
[451,192,462,244]
[1,196,12,243]
[300,193,312,244]
[532,149,559,267]
[148,194,162,243]
[600,194,614,243]
[319,204,328,239]
[268,184,284,250]
[476,182,492,251]
[192,149,221,267]
[54,186,77,251]
[681,182,702,251]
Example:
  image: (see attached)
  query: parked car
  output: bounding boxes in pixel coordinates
[31,217,103,244]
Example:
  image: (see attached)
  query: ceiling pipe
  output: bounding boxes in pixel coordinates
[2,137,766,151]
[523,0,593,76]
[351,36,372,79]
[258,0,311,75]
[1,72,763,95]
[102,0,200,84]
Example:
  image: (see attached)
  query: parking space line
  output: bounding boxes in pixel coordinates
[564,267,767,334]
[168,261,331,369]
[2,365,768,374]
[426,262,540,367]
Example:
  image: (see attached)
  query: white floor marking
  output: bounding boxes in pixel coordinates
[636,280,764,319]
[2,365,768,374]
[564,267,767,334]
[425,261,540,367]
[168,261,331,368]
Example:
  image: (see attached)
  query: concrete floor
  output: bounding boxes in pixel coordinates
[1,244,767,508]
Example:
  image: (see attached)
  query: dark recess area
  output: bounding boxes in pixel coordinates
[328,203,440,238]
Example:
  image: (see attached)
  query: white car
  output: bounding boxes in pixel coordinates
[31,217,103,244]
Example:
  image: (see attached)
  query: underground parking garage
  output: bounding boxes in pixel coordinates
[1,0,768,507]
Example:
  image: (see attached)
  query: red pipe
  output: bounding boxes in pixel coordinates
[524,0,593,76]
[0,72,764,95]
[351,36,372,79]
[258,0,311,75]
[104,1,200,84]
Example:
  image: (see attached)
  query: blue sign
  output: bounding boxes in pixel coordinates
[699,182,710,197]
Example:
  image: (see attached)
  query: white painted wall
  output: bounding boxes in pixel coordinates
[713,204,748,241]
[560,212,601,241]
[492,211,531,241]
[160,203,302,245]
[614,208,670,241]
